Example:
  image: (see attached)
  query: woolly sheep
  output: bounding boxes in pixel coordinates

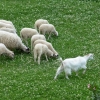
[39,24,58,39]
[0,30,30,53]
[20,28,39,45]
[0,43,14,58]
[54,53,93,80]
[0,19,14,25]
[33,40,58,57]
[34,19,49,30]
[0,27,16,34]
[33,43,53,64]
[0,22,16,32]
[31,34,46,51]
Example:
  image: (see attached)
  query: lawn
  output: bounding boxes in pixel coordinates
[0,0,100,100]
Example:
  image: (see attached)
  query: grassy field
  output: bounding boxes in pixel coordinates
[0,0,100,100]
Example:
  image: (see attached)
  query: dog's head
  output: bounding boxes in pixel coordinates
[88,53,94,60]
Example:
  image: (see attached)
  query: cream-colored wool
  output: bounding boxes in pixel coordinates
[0,43,14,58]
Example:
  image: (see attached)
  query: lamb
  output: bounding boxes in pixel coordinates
[0,30,30,53]
[39,24,58,39]
[34,19,49,30]
[54,53,93,80]
[33,40,58,57]
[33,43,53,64]
[0,27,16,34]
[31,34,46,51]
[0,21,16,32]
[0,43,14,58]
[20,28,39,45]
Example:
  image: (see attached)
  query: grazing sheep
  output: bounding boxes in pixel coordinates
[33,40,58,57]
[39,24,58,39]
[31,34,46,51]
[0,27,16,34]
[54,53,93,80]
[33,43,53,64]
[20,28,39,45]
[0,21,16,32]
[34,19,49,30]
[0,43,14,58]
[0,19,14,25]
[0,30,30,53]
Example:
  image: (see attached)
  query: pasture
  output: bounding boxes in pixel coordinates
[0,0,100,100]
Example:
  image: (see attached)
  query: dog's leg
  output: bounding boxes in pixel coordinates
[54,66,63,79]
[64,67,71,80]
[82,66,87,74]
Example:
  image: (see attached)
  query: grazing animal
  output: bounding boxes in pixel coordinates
[0,43,14,58]
[33,43,53,64]
[0,30,30,53]
[39,24,58,39]
[34,19,49,30]
[54,53,93,79]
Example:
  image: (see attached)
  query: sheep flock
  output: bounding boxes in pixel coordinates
[0,19,93,79]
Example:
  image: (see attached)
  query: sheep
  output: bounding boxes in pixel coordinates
[33,43,53,64]
[0,43,14,58]
[31,34,46,51]
[33,40,58,57]
[0,27,16,34]
[34,19,49,31]
[20,28,39,45]
[0,30,30,53]
[39,24,58,39]
[0,19,14,25]
[54,53,93,80]
[0,22,16,32]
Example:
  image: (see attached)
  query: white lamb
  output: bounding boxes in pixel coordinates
[39,24,58,39]
[34,19,49,30]
[0,30,30,53]
[31,34,46,51]
[33,40,58,57]
[0,27,16,34]
[54,53,93,80]
[0,43,14,58]
[0,21,16,32]
[33,43,53,64]
[20,28,39,45]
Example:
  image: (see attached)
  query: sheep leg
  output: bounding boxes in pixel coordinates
[45,53,48,61]
[48,32,51,40]
[34,50,37,62]
[54,66,63,79]
[38,53,41,65]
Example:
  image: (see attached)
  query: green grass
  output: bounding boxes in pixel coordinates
[0,0,100,100]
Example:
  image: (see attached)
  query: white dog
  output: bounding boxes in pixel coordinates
[54,53,93,79]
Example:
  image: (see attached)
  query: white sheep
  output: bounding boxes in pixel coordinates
[34,19,49,30]
[0,19,14,25]
[0,21,16,32]
[33,40,58,57]
[0,27,16,34]
[54,53,93,80]
[0,43,14,58]
[20,28,39,45]
[0,30,30,53]
[39,24,58,39]
[33,43,53,64]
[31,34,46,51]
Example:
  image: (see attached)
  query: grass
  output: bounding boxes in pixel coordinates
[0,0,100,100]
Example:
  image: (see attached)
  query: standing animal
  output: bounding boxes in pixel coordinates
[33,43,53,64]
[33,40,58,57]
[0,27,16,34]
[34,19,49,30]
[31,34,46,51]
[39,24,58,39]
[20,28,39,45]
[0,30,30,53]
[0,43,14,58]
[54,53,93,79]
